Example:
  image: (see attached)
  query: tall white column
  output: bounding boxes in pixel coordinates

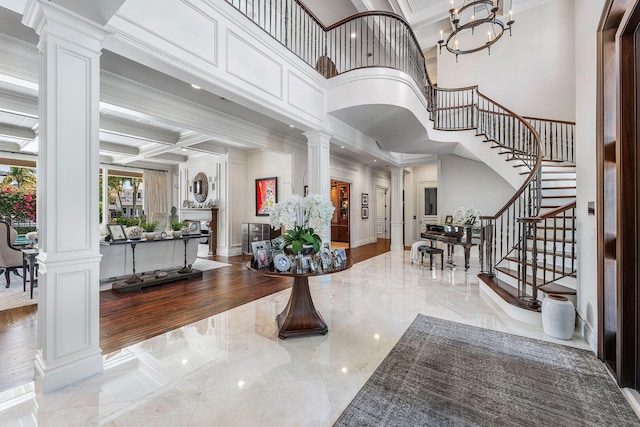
[216,149,245,256]
[23,1,109,392]
[304,131,332,244]
[390,167,404,251]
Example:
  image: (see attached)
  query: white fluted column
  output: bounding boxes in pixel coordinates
[23,0,109,392]
[390,167,404,251]
[304,131,332,244]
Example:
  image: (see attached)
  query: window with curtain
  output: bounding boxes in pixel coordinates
[143,169,168,219]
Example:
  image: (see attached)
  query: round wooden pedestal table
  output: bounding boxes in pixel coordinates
[247,260,351,339]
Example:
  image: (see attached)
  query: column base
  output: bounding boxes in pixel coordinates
[35,349,103,393]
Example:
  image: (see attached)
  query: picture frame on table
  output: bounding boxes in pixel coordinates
[444,215,453,225]
[251,240,271,261]
[361,207,369,219]
[361,193,369,206]
[256,248,269,268]
[107,224,127,241]
[186,220,201,235]
[256,177,278,216]
[333,248,346,265]
[320,248,333,271]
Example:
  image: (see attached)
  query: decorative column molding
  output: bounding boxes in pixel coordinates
[101,167,109,225]
[304,130,332,244]
[390,167,404,251]
[22,0,110,393]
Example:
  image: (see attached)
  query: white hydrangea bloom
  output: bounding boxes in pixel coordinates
[269,193,335,234]
[452,206,481,225]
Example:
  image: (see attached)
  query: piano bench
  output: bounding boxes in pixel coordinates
[419,246,444,270]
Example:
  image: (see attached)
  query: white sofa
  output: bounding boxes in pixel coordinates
[99,237,203,283]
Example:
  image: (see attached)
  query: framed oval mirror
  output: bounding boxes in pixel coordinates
[193,172,208,203]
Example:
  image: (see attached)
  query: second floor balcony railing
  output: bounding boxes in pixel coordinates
[224,0,433,106]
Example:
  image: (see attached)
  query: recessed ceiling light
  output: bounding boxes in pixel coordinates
[351,33,356,38]
[191,84,201,89]
[341,145,344,149]
[181,148,188,152]
[289,124,294,128]
[374,159,377,162]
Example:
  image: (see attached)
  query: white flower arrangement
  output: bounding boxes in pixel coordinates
[269,193,335,235]
[269,193,335,254]
[453,207,481,225]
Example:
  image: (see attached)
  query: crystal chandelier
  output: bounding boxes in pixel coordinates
[438,0,514,62]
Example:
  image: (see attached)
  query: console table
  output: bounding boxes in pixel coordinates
[103,235,206,293]
[247,260,351,339]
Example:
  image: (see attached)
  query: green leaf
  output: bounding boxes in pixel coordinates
[292,240,303,254]
[301,233,315,244]
[312,240,320,252]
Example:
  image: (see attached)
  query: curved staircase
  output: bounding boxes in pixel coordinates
[224,0,577,324]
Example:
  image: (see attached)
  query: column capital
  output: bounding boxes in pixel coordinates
[303,130,332,145]
[23,0,111,52]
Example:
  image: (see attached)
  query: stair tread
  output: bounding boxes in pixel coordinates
[525,246,576,258]
[495,266,577,294]
[542,186,577,190]
[542,195,576,199]
[526,236,575,243]
[478,273,541,312]
[504,257,577,276]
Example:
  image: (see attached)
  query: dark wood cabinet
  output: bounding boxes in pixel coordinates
[331,181,350,243]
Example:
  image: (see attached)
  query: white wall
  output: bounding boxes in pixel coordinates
[437,0,576,121]
[438,155,513,220]
[574,0,605,351]
[244,150,293,224]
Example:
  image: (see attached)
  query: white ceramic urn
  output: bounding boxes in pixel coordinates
[542,294,576,340]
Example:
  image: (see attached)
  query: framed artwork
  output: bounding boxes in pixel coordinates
[361,206,369,219]
[444,215,453,225]
[186,220,201,235]
[361,193,369,206]
[256,177,278,216]
[107,224,127,241]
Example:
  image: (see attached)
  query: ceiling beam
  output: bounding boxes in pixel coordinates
[100,141,140,156]
[100,116,179,144]
[0,123,35,139]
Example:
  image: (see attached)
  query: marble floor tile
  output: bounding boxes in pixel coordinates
[0,251,591,426]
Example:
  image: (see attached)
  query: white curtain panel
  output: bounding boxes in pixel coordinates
[143,169,168,219]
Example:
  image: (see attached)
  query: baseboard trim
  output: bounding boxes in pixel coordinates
[576,313,597,352]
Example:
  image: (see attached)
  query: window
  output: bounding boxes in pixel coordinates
[424,188,437,215]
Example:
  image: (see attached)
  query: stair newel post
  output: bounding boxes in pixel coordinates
[519,217,541,309]
[480,217,494,276]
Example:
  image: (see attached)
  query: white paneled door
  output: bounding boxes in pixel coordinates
[375,187,388,239]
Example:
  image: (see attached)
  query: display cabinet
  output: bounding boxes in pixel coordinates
[242,223,280,255]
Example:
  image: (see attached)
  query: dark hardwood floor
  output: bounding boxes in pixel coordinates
[0,239,390,393]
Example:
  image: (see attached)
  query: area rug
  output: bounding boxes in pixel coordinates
[0,272,36,312]
[335,315,640,426]
[191,258,231,271]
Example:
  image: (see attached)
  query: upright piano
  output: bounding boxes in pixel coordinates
[420,224,480,271]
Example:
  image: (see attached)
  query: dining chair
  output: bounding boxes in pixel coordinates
[0,220,24,288]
